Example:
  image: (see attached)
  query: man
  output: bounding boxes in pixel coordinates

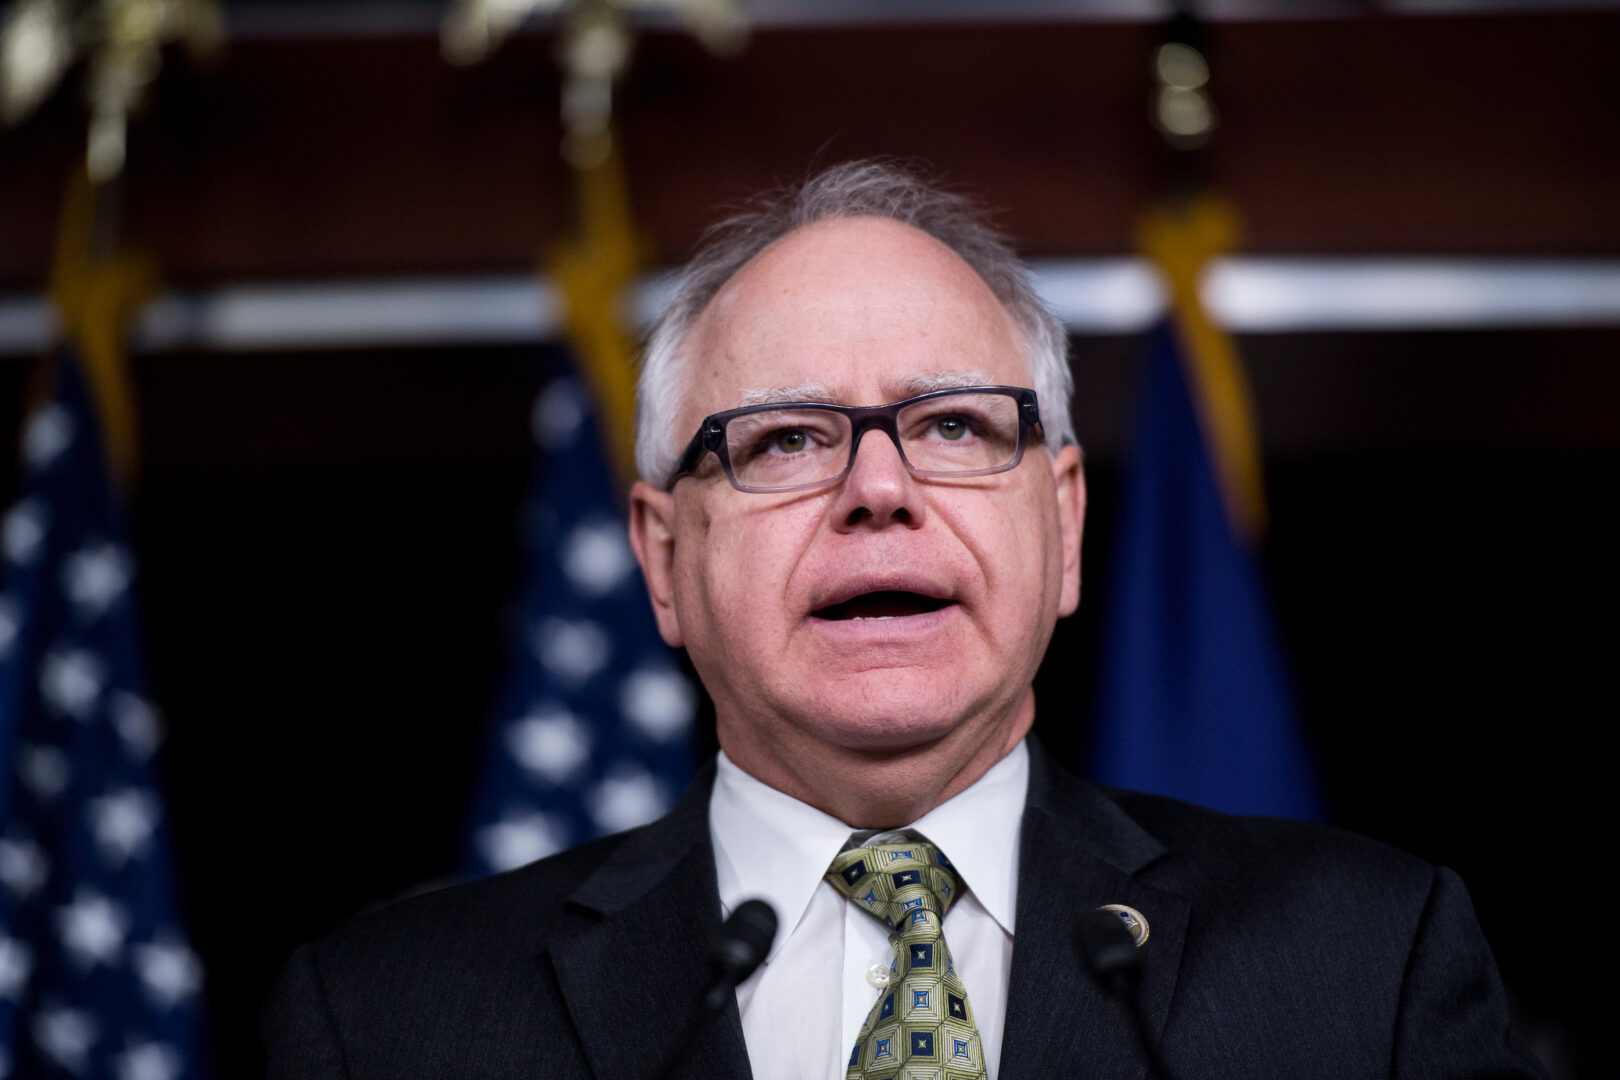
[267,162,1543,1079]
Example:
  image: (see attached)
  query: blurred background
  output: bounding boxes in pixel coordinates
[1,1,1616,1077]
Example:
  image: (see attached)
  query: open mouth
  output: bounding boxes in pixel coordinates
[812,591,955,621]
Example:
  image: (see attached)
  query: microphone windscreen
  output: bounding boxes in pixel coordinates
[713,899,777,980]
[1076,907,1142,997]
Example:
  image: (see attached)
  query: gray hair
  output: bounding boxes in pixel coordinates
[635,160,1075,486]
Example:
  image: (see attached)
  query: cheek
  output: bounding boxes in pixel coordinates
[674,503,804,644]
[945,485,1059,626]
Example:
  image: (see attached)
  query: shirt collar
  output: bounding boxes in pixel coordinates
[709,739,1029,958]
[710,750,857,961]
[908,739,1026,935]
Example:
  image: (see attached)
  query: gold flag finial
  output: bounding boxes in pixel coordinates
[1,0,224,181]
[441,0,745,164]
[443,0,747,488]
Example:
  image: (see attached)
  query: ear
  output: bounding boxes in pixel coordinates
[628,480,685,647]
[1050,444,1086,617]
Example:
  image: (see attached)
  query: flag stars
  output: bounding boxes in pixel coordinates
[0,595,20,657]
[111,692,164,762]
[0,835,49,898]
[532,617,611,686]
[114,1041,183,1080]
[88,788,161,866]
[134,937,203,1009]
[3,498,49,566]
[31,1005,98,1076]
[38,647,107,719]
[18,743,71,800]
[62,541,133,621]
[586,765,668,834]
[618,665,695,742]
[560,519,635,596]
[0,934,34,1001]
[506,706,592,784]
[23,403,76,470]
[475,811,570,873]
[55,890,130,970]
[531,378,586,451]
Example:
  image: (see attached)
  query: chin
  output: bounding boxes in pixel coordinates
[781,677,994,755]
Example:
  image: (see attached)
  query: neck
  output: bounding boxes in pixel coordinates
[719,689,1036,828]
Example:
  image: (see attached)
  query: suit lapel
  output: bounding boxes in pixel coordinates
[548,765,753,1080]
[545,746,1192,1079]
[998,745,1190,1078]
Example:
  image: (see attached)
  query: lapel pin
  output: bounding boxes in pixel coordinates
[1098,903,1149,947]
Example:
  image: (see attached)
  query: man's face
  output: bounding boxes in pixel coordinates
[631,217,1083,779]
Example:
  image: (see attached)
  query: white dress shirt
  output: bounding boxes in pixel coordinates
[710,741,1028,1079]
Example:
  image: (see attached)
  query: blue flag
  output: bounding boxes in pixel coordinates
[0,351,209,1079]
[1091,323,1323,820]
[464,370,697,876]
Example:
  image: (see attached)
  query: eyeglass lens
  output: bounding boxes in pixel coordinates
[724,391,1023,490]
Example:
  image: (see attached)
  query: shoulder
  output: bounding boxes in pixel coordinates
[1110,781,1442,939]
[297,758,721,981]
[1034,751,1439,914]
[1027,756,1454,984]
[1110,783,1434,890]
[301,829,634,974]
[1077,784,1543,1077]
[264,829,650,1079]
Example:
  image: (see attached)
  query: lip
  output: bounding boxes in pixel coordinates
[805,601,958,645]
[804,574,962,646]
[808,573,958,614]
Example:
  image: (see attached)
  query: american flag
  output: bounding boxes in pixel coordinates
[463,369,698,876]
[0,351,208,1080]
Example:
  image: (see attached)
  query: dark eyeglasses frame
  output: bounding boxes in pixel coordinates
[665,385,1043,494]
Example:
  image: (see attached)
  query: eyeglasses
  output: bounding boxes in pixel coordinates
[666,386,1043,494]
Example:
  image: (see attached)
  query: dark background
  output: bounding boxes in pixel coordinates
[2,6,1616,1077]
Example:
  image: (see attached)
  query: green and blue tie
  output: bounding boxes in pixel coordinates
[825,836,987,1079]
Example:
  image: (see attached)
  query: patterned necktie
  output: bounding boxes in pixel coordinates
[825,836,987,1080]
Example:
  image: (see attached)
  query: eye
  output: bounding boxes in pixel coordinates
[770,428,809,453]
[933,415,970,441]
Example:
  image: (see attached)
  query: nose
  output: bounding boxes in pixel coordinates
[831,428,926,531]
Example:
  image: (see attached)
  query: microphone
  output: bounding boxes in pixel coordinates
[1076,907,1174,1080]
[1076,906,1143,997]
[657,899,777,1079]
[704,899,778,1010]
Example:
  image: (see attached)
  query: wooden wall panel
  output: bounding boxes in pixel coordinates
[1,12,1616,287]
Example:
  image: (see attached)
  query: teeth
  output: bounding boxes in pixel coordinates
[851,615,899,621]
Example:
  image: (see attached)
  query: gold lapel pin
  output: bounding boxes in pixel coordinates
[1098,903,1150,947]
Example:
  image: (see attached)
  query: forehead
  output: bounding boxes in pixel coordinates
[681,217,1028,416]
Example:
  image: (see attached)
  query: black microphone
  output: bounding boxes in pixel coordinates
[704,899,778,1010]
[657,899,777,1079]
[1076,906,1143,997]
[1076,907,1174,1080]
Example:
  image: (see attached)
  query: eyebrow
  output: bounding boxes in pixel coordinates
[736,371,997,408]
[738,381,839,406]
[896,370,998,396]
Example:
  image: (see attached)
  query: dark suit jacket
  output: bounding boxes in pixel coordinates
[266,745,1544,1078]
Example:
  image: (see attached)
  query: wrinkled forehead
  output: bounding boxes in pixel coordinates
[679,217,1029,423]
